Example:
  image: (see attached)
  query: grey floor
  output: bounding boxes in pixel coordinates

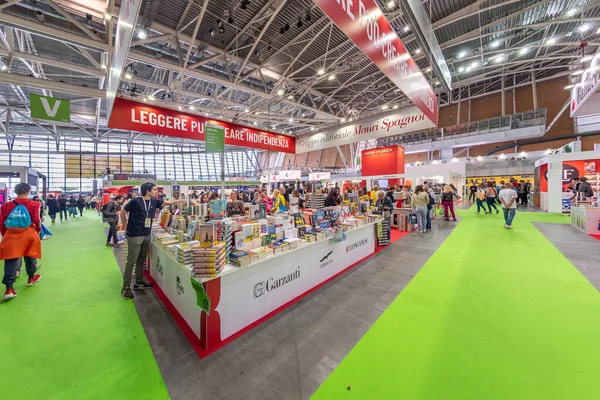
[534,222,600,291]
[113,222,457,400]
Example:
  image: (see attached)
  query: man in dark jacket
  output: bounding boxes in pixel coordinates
[578,177,594,198]
[77,195,86,217]
[46,195,59,223]
[105,195,124,247]
[57,195,68,221]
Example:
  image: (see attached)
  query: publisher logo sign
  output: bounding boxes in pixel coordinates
[253,267,301,299]
[319,250,334,268]
[346,238,368,253]
[156,257,164,276]
[176,275,184,295]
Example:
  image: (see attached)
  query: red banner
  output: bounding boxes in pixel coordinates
[361,145,405,176]
[313,0,438,126]
[107,98,295,153]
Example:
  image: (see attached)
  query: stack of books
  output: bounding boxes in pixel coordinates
[230,249,251,268]
[189,243,227,278]
[212,219,233,261]
[197,224,216,247]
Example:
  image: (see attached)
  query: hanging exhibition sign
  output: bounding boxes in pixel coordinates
[308,172,331,181]
[296,106,434,154]
[205,125,225,153]
[30,94,70,124]
[571,53,600,117]
[106,0,142,121]
[313,0,439,125]
[108,98,295,153]
[361,145,405,176]
[277,170,302,181]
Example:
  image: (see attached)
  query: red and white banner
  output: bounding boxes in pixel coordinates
[108,98,295,153]
[313,0,439,126]
[296,105,434,153]
[570,52,600,117]
[361,145,405,176]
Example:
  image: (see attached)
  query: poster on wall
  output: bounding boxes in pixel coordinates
[533,166,541,208]
[465,176,534,186]
[65,154,133,178]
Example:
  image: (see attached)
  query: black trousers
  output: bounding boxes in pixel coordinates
[48,210,57,221]
[107,221,118,244]
[78,205,84,216]
[59,208,68,220]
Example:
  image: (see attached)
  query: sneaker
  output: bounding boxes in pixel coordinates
[27,274,41,286]
[134,281,153,290]
[506,225,513,229]
[504,224,510,229]
[35,262,41,269]
[496,210,500,214]
[106,243,113,247]
[121,287,134,300]
[3,288,17,300]
[15,270,20,278]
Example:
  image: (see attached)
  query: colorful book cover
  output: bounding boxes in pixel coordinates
[197,224,216,247]
[259,204,267,219]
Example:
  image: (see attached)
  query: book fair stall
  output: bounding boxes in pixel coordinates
[146,194,385,354]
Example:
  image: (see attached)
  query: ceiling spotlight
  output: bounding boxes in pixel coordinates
[137,29,147,40]
[240,0,250,10]
[425,67,432,73]
[386,1,395,9]
[244,108,250,113]
[393,105,398,109]
[297,17,303,28]
[188,105,195,111]
[581,55,593,62]
[403,26,410,32]
[0,65,7,71]
[218,26,225,34]
[284,23,290,32]
[490,40,500,48]
[148,95,155,101]
[143,98,148,102]
[210,29,215,37]
[494,54,505,63]
[466,66,472,72]
[434,80,440,86]
[566,8,577,17]
[277,89,285,96]
[289,118,294,122]
[382,105,389,110]
[415,48,422,55]
[565,84,574,90]
[458,67,465,73]
[178,106,183,110]
[253,121,258,126]
[310,127,315,131]
[103,12,112,21]
[227,16,234,24]
[571,69,584,76]
[458,51,466,58]
[471,61,478,68]
[328,74,336,81]
[578,24,590,32]
[254,111,260,115]
[519,47,529,55]
[546,37,557,44]
[349,118,353,122]
[124,73,132,79]
[287,95,294,100]
[317,68,325,76]
[341,118,346,122]
[597,27,600,34]
[101,64,107,69]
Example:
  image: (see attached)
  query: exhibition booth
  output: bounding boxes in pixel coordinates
[535,150,600,236]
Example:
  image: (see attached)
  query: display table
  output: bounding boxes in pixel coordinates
[570,206,600,235]
[148,221,378,352]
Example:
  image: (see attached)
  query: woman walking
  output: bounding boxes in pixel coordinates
[441,185,458,221]
[475,183,487,214]
[486,181,499,214]
[411,185,430,233]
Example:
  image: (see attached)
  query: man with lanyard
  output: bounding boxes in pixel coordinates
[120,182,184,300]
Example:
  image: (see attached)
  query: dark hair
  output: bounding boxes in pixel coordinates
[580,177,588,183]
[573,177,580,181]
[14,183,30,195]
[415,185,424,194]
[140,182,156,196]
[115,195,123,201]
[33,195,40,201]
[487,181,495,188]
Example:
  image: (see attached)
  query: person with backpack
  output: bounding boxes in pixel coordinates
[376,190,394,241]
[46,194,59,223]
[424,183,436,231]
[58,195,68,221]
[106,195,124,247]
[0,183,42,300]
[578,177,594,199]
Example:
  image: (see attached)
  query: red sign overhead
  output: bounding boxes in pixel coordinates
[361,145,405,177]
[313,0,439,126]
[107,98,295,153]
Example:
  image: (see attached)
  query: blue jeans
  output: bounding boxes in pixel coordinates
[426,206,432,229]
[503,208,516,226]
[415,206,428,232]
[2,257,37,289]
[486,197,498,212]
[476,198,485,212]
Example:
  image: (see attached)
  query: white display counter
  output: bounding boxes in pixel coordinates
[148,221,378,353]
[570,206,600,235]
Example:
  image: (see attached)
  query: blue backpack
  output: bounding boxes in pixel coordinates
[5,201,32,229]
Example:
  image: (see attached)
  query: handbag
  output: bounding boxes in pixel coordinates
[408,213,418,224]
[40,223,53,240]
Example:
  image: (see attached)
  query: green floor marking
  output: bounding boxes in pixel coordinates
[312,207,600,399]
[0,212,169,400]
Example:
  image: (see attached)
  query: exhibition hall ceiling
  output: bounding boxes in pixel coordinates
[0,0,598,147]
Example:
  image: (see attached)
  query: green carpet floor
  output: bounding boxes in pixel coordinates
[0,212,169,400]
[312,208,600,399]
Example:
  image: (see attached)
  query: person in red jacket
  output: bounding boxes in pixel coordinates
[0,183,42,300]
